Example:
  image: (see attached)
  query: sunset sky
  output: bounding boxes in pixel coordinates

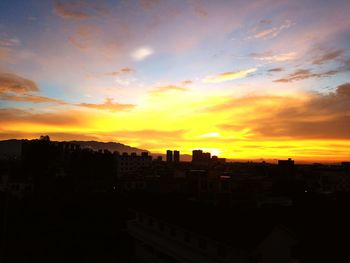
[1,0,350,161]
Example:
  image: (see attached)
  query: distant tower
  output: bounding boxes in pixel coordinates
[173,150,180,162]
[192,150,203,163]
[166,150,173,162]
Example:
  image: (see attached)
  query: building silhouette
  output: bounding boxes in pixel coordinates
[166,150,173,162]
[174,150,180,162]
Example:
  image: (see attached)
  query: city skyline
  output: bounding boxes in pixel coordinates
[1,0,350,161]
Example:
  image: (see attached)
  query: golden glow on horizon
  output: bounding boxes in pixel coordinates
[1,89,349,162]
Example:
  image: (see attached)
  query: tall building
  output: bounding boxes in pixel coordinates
[173,150,180,162]
[192,150,203,163]
[166,150,173,162]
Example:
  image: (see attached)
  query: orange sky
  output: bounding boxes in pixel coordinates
[0,0,350,162]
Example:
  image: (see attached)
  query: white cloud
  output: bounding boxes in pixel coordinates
[131,46,154,61]
[251,52,297,62]
[203,68,257,83]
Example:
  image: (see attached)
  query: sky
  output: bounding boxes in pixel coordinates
[0,0,350,162]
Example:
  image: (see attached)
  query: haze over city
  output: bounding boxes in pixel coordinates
[1,0,350,162]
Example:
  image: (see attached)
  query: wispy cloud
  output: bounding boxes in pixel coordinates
[0,72,65,104]
[78,98,135,112]
[203,68,257,83]
[131,47,154,61]
[1,94,65,104]
[312,49,344,65]
[249,19,294,40]
[268,67,284,72]
[250,51,297,62]
[0,37,20,47]
[181,80,193,85]
[0,108,82,126]
[106,68,134,76]
[53,1,108,20]
[150,85,188,96]
[0,73,38,94]
[274,69,338,83]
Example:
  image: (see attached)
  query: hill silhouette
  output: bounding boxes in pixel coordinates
[0,139,148,158]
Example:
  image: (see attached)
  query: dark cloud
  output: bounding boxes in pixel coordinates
[274,69,338,83]
[312,49,344,65]
[54,1,108,20]
[106,67,135,76]
[218,83,350,139]
[0,72,65,104]
[139,0,161,10]
[0,73,38,94]
[268,67,284,72]
[79,98,135,112]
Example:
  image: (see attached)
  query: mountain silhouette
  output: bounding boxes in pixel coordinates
[0,139,148,158]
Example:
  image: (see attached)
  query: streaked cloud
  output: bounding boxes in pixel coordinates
[150,85,188,96]
[182,80,193,85]
[131,47,154,61]
[312,49,344,65]
[274,69,338,83]
[204,68,257,83]
[250,51,297,62]
[0,73,38,94]
[78,98,135,112]
[0,37,20,47]
[53,1,108,20]
[0,94,65,104]
[0,108,83,126]
[0,73,65,104]
[106,68,134,76]
[249,20,294,39]
[139,0,161,10]
[268,67,284,72]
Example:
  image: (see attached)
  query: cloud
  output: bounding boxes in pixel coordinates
[0,73,38,94]
[0,47,11,61]
[203,68,257,83]
[150,85,189,96]
[78,98,135,112]
[274,69,338,83]
[312,49,344,65]
[250,51,296,62]
[0,72,65,104]
[249,20,294,39]
[0,37,20,47]
[190,0,208,17]
[268,67,284,72]
[106,68,134,76]
[131,47,154,61]
[215,83,350,140]
[181,80,193,85]
[0,108,82,126]
[139,0,161,10]
[53,1,108,20]
[0,94,65,104]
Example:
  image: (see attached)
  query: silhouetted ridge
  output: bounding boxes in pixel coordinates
[0,139,147,158]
